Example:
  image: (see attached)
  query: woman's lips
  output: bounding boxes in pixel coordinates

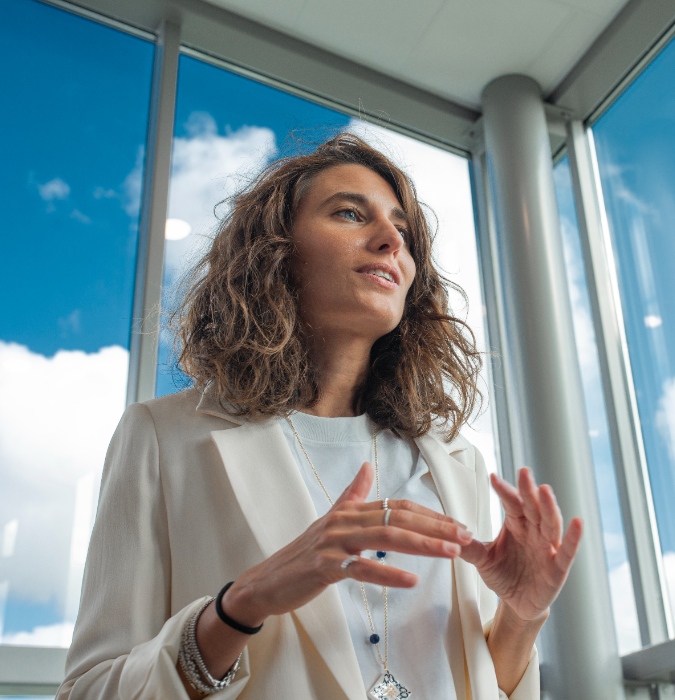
[355,263,400,287]
[357,271,398,289]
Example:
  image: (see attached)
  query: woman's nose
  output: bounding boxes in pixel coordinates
[370,216,404,254]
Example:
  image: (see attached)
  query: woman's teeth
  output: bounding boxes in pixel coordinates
[367,270,394,282]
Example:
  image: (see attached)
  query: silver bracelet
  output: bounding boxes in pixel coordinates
[178,597,243,695]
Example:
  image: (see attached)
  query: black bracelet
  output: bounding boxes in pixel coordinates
[215,581,264,635]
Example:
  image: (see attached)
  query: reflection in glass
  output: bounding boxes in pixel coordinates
[0,1,153,646]
[554,157,641,653]
[592,35,675,633]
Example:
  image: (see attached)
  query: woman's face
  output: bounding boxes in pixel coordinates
[291,163,416,343]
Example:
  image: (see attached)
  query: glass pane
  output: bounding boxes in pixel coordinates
[156,54,497,530]
[592,35,675,633]
[554,156,641,653]
[0,0,153,647]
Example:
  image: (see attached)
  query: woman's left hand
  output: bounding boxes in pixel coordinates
[460,467,584,622]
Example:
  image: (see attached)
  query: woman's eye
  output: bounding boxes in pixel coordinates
[398,228,409,242]
[337,208,358,222]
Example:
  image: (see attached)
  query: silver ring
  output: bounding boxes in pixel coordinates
[340,555,359,577]
[382,498,389,510]
[383,508,392,527]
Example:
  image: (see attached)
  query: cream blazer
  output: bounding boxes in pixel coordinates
[57,385,539,700]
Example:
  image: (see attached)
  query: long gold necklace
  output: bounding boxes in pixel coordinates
[285,414,412,700]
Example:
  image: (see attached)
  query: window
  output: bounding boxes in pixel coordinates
[0,0,153,649]
[554,156,641,653]
[591,35,675,632]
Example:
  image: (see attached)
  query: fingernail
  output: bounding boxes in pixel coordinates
[444,543,460,555]
[459,530,473,543]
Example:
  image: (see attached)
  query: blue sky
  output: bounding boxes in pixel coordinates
[592,38,675,556]
[0,0,153,356]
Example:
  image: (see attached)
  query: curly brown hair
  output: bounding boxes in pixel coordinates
[172,132,482,441]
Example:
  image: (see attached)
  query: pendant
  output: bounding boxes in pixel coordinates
[368,671,411,700]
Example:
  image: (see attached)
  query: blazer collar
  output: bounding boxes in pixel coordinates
[416,431,500,698]
[195,382,245,424]
[415,430,475,532]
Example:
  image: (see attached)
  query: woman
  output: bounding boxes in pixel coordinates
[58,133,582,700]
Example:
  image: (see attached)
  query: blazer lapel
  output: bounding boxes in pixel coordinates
[210,419,366,700]
[416,432,500,699]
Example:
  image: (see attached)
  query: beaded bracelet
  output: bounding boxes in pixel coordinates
[178,598,242,695]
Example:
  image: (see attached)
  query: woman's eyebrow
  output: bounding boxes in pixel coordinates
[321,191,408,222]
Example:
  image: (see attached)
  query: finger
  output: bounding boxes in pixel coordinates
[340,498,470,533]
[387,499,469,530]
[333,462,374,507]
[340,526,463,559]
[539,484,563,546]
[332,505,472,544]
[490,472,524,518]
[458,538,489,567]
[518,467,542,525]
[553,517,584,574]
[342,557,419,588]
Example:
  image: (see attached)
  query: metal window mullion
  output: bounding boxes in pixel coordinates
[565,118,672,646]
[470,146,517,485]
[126,18,181,406]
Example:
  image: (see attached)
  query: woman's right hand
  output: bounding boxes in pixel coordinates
[221,460,473,627]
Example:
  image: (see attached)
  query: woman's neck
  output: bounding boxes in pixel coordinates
[300,334,372,417]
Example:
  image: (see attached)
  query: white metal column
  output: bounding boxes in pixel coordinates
[481,74,623,700]
[126,19,181,405]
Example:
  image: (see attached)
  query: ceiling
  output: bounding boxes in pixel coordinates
[201,0,629,110]
[51,0,675,150]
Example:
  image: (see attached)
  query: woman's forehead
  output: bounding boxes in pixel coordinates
[301,163,404,209]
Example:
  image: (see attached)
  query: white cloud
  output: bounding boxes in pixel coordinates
[606,551,675,655]
[122,116,277,288]
[559,216,598,379]
[122,145,144,218]
[608,559,641,654]
[165,218,191,241]
[2,520,18,558]
[38,177,70,201]
[167,116,276,233]
[0,342,128,631]
[644,315,663,328]
[1,621,75,647]
[656,377,675,462]
[70,209,91,224]
[58,309,81,336]
[93,186,117,200]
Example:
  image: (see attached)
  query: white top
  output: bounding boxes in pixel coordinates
[280,411,457,699]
